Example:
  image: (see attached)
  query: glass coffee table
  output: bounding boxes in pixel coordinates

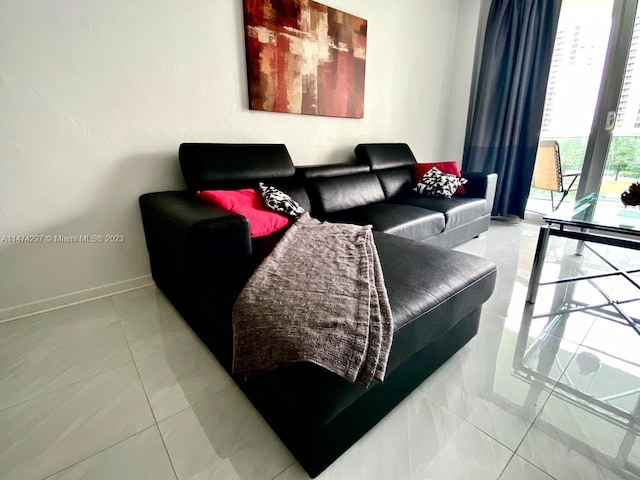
[526,193,640,335]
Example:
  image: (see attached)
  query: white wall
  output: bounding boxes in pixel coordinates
[0,0,480,319]
[439,0,484,162]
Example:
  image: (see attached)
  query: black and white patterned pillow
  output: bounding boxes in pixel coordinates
[258,182,306,218]
[413,167,467,198]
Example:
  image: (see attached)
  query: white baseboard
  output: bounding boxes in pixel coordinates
[0,275,154,324]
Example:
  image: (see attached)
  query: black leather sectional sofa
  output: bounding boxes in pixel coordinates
[139,143,497,477]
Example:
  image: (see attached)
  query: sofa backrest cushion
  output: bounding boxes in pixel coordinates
[298,163,370,179]
[307,173,386,214]
[354,143,417,170]
[376,168,413,200]
[179,143,295,191]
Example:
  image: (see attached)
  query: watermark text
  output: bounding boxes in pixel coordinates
[2,234,125,244]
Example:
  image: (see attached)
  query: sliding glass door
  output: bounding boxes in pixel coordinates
[598,7,640,198]
[527,0,639,213]
[579,0,639,198]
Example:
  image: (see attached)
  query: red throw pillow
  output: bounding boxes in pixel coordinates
[197,189,291,238]
[413,162,466,195]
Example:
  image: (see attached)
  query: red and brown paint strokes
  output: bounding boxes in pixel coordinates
[243,0,367,118]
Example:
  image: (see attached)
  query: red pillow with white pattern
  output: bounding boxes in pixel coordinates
[197,189,290,238]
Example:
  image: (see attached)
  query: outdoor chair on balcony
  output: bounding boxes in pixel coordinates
[532,140,580,211]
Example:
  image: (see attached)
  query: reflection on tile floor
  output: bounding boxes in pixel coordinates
[0,219,638,479]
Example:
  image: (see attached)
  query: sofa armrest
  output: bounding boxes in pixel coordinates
[461,172,497,215]
[139,191,252,274]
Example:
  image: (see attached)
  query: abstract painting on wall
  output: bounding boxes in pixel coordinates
[243,0,367,119]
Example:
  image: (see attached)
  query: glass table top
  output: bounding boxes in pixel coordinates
[544,193,640,235]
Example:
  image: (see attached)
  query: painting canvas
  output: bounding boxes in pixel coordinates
[243,0,367,118]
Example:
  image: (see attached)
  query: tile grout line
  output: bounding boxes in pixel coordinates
[0,299,135,412]
[38,425,159,480]
[500,231,635,480]
[0,295,158,480]
[268,460,298,480]
[0,359,131,415]
[421,391,517,455]
[506,345,581,479]
[512,454,561,480]
[412,394,530,480]
[495,451,517,480]
[417,309,582,478]
[111,295,180,480]
[153,381,237,425]
[417,312,519,457]
[113,298,295,480]
[110,291,239,426]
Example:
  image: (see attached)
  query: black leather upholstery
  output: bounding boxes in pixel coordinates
[354,143,417,170]
[325,204,445,241]
[374,232,495,371]
[139,191,255,320]
[375,167,413,199]
[307,173,386,215]
[179,143,296,191]
[350,142,498,244]
[423,215,491,249]
[463,172,498,215]
[298,163,370,179]
[140,191,252,265]
[399,196,488,231]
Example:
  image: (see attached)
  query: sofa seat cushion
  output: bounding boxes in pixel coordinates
[399,196,488,231]
[240,232,496,431]
[374,232,496,370]
[324,203,445,241]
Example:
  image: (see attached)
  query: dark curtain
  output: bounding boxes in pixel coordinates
[463,0,562,218]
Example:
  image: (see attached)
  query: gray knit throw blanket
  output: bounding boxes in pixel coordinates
[232,213,393,388]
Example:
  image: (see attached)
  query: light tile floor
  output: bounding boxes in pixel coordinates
[0,219,638,480]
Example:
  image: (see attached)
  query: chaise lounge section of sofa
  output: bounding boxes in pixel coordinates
[139,143,497,477]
